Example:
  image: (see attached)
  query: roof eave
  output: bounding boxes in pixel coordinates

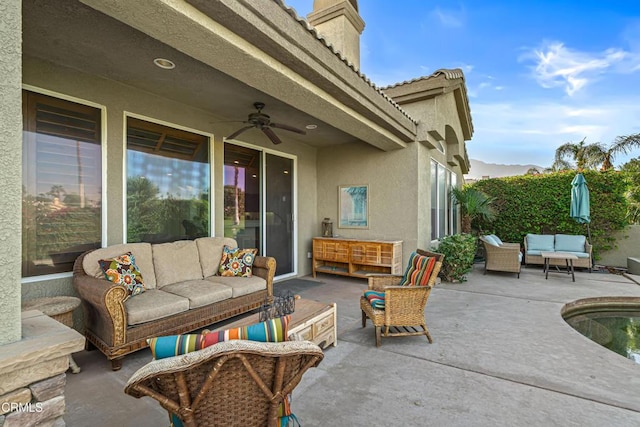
[186,0,418,147]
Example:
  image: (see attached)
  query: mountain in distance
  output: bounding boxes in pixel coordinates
[464,159,543,181]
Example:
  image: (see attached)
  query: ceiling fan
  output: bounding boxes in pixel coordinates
[226,102,306,144]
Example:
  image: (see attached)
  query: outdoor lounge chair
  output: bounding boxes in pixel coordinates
[479,235,522,278]
[124,340,323,427]
[360,249,444,347]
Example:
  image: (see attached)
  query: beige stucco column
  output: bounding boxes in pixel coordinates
[0,0,23,344]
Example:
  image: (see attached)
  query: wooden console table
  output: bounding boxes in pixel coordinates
[312,237,402,278]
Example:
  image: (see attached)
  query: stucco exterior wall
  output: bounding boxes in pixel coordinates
[21,56,318,310]
[598,225,640,268]
[316,141,419,266]
[393,91,467,247]
[0,0,23,344]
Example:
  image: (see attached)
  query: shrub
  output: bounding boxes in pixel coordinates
[471,170,628,258]
[437,233,476,282]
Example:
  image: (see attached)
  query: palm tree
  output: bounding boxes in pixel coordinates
[590,133,640,171]
[450,187,495,233]
[525,167,541,175]
[554,137,602,170]
[544,158,573,173]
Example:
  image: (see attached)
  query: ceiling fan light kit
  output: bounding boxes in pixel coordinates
[226,102,306,144]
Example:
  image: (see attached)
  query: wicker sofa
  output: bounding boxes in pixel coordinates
[523,233,592,271]
[73,237,275,370]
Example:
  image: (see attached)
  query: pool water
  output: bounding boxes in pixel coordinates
[565,312,640,364]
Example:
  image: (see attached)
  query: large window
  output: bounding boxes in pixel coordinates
[22,91,102,277]
[430,160,459,240]
[126,117,210,243]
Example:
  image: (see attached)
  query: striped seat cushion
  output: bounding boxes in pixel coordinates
[148,316,293,427]
[399,253,437,286]
[364,290,386,309]
[147,315,290,359]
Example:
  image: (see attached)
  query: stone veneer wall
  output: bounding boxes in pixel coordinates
[0,374,66,427]
[0,311,84,426]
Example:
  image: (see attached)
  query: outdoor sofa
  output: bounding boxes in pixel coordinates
[523,233,592,270]
[73,237,275,370]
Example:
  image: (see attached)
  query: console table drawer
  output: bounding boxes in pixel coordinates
[314,329,335,350]
[313,312,334,336]
[295,324,314,341]
[287,302,337,348]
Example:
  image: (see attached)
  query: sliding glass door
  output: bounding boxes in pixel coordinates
[265,153,294,276]
[224,144,295,277]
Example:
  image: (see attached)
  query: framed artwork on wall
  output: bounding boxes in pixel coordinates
[338,184,368,229]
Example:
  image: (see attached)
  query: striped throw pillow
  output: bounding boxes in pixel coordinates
[399,253,436,286]
[147,315,290,360]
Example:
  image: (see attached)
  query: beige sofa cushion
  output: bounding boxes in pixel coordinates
[153,240,203,288]
[195,236,238,278]
[124,289,190,326]
[161,280,233,309]
[82,243,157,289]
[205,275,266,298]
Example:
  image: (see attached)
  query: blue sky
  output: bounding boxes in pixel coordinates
[285,0,640,168]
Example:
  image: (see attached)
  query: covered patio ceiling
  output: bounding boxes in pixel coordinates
[23,0,418,150]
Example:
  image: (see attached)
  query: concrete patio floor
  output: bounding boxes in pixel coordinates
[65,263,640,426]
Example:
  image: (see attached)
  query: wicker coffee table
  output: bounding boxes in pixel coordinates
[215,298,337,349]
[541,251,578,282]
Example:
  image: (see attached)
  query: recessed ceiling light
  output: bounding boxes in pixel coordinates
[153,58,175,69]
[305,124,318,130]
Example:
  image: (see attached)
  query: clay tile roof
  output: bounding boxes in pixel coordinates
[275,0,418,125]
[379,68,466,90]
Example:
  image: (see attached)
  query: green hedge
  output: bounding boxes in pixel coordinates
[471,170,628,258]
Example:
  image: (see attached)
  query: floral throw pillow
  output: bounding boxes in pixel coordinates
[98,252,146,297]
[218,246,258,277]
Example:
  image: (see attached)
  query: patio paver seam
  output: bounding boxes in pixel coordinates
[436,286,572,304]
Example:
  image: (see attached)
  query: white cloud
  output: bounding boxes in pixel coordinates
[521,41,640,96]
[468,77,500,98]
[460,64,474,73]
[467,99,640,166]
[430,7,465,28]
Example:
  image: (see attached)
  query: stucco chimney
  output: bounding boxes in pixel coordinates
[307,0,365,69]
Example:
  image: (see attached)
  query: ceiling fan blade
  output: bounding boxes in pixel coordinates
[262,127,282,145]
[226,125,255,140]
[270,122,306,135]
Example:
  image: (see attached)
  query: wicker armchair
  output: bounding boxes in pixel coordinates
[360,250,444,347]
[125,340,323,427]
[479,236,522,278]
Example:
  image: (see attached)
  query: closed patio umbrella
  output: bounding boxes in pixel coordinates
[570,173,592,244]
